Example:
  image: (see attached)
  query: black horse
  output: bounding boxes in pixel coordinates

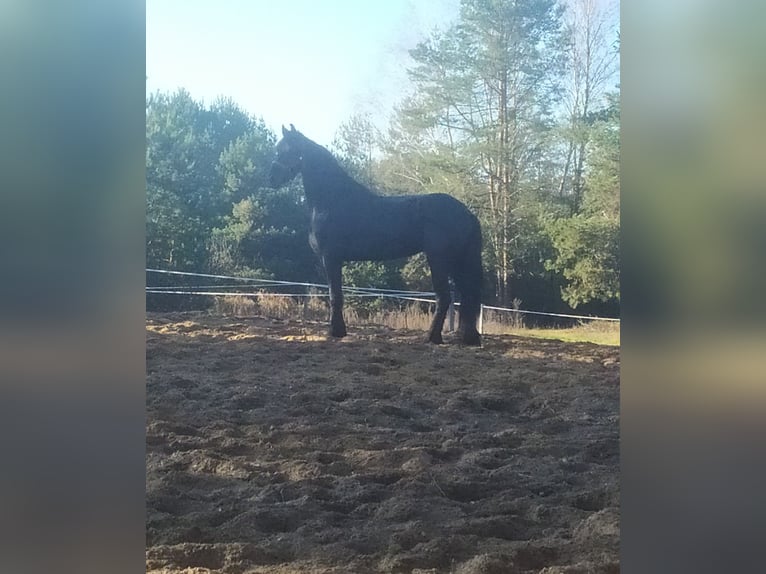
[269,124,482,346]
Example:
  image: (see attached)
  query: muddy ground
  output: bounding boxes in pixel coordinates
[146,313,619,573]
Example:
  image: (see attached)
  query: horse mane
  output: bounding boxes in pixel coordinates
[295,132,375,197]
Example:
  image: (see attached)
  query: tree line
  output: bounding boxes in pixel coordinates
[146,0,619,322]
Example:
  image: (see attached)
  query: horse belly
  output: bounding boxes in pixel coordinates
[343,241,421,262]
[340,219,423,261]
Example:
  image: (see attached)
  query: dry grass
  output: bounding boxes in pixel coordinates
[489,322,620,346]
[481,306,620,346]
[211,294,620,347]
[212,294,327,322]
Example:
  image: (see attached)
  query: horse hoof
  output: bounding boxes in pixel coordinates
[330,328,347,338]
[461,333,481,346]
[428,336,443,345]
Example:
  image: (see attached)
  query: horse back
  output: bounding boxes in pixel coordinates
[309,192,478,262]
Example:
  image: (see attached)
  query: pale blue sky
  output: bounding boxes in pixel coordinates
[146,0,460,146]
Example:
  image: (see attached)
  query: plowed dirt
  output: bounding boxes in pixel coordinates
[146,313,619,573]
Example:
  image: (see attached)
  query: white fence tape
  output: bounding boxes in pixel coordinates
[147,269,619,323]
[146,268,433,296]
[145,289,437,304]
[480,304,621,323]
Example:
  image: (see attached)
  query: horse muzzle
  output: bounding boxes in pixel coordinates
[269,159,300,188]
[268,161,286,188]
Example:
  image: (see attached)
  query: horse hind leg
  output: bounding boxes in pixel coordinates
[453,254,482,347]
[426,255,451,344]
[458,296,481,346]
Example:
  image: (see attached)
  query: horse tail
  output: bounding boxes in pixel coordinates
[452,217,483,344]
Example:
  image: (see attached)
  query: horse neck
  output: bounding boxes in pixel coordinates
[300,144,371,209]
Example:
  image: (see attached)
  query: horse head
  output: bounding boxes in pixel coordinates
[269,124,304,188]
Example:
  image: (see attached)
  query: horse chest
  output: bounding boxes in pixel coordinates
[308,209,335,254]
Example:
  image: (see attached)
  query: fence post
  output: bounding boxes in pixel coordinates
[478,304,484,335]
[448,283,456,332]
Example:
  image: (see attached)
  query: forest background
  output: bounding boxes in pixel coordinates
[146,0,620,323]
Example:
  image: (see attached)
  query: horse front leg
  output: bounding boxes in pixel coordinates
[426,256,451,344]
[324,258,347,338]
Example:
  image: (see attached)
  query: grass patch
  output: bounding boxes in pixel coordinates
[492,324,620,346]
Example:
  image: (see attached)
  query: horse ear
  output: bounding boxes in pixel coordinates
[282,124,289,137]
[289,124,296,133]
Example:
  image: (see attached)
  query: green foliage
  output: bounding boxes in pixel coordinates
[542,90,619,309]
[583,91,620,219]
[400,253,433,292]
[146,89,257,270]
[342,261,407,317]
[218,129,277,204]
[146,89,319,285]
[211,187,316,281]
[342,261,404,290]
[332,114,379,187]
[545,215,620,307]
